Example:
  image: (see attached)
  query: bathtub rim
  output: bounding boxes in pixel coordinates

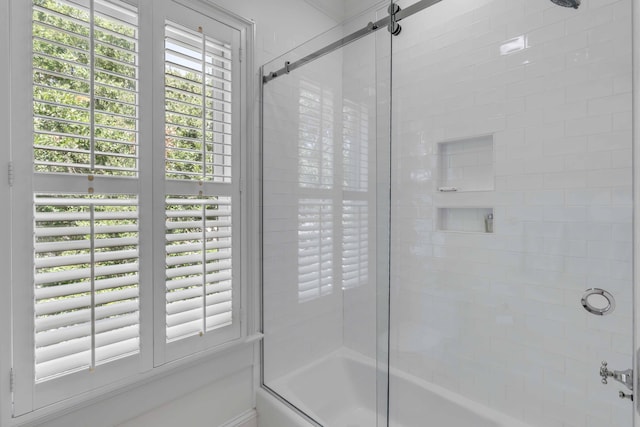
[257,385,318,427]
[261,348,533,427]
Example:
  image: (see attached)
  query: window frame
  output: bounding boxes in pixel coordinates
[152,1,244,364]
[8,0,254,419]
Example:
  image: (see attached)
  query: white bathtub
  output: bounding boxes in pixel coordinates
[258,350,532,427]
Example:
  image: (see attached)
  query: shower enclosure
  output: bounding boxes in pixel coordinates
[261,0,636,426]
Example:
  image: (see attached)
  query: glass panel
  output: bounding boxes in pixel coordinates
[389,1,633,427]
[262,5,391,425]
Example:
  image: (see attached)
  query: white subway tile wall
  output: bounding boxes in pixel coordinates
[262,9,380,382]
[390,0,632,426]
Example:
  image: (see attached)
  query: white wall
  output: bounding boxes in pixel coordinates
[0,1,340,426]
[390,0,633,426]
[212,0,340,67]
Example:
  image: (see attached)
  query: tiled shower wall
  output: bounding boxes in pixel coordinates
[262,10,381,381]
[389,0,633,426]
[262,51,345,380]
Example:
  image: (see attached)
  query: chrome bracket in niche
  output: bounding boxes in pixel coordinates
[581,288,615,316]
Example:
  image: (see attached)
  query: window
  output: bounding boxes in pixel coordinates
[31,0,142,386]
[10,0,249,415]
[158,7,241,362]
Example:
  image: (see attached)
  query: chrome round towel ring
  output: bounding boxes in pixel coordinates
[581,288,615,316]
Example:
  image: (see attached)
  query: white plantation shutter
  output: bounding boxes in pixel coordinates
[32,0,139,175]
[341,200,368,290]
[298,81,334,189]
[341,100,369,290]
[298,199,333,302]
[26,0,142,396]
[34,194,139,381]
[161,15,240,356]
[342,99,368,192]
[12,0,247,413]
[164,21,233,183]
[165,196,233,341]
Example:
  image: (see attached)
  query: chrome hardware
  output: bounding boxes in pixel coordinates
[484,213,494,233]
[581,288,615,316]
[388,3,402,35]
[619,391,634,401]
[600,361,633,390]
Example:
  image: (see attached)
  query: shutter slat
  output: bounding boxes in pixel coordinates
[165,230,231,242]
[165,199,231,207]
[95,337,139,364]
[36,312,138,347]
[36,274,139,300]
[206,312,232,330]
[166,270,231,289]
[35,224,138,237]
[35,351,90,382]
[36,329,91,364]
[166,260,231,280]
[35,236,138,253]
[166,320,201,342]
[166,269,231,292]
[165,219,231,229]
[166,250,230,267]
[36,321,136,364]
[165,239,231,254]
[35,299,139,333]
[36,287,138,316]
[166,281,232,304]
[35,210,138,221]
[32,16,90,41]
[35,261,139,286]
[35,249,138,269]
[167,296,230,328]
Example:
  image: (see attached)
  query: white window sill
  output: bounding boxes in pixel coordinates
[9,333,263,427]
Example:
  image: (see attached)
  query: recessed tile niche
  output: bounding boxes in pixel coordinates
[437,207,494,234]
[437,135,494,192]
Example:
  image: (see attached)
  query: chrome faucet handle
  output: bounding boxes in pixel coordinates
[599,360,634,390]
[600,361,610,384]
[619,391,633,401]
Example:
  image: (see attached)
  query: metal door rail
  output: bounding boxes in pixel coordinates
[262,0,443,84]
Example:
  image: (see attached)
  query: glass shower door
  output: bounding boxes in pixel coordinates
[388,0,634,426]
[261,4,392,425]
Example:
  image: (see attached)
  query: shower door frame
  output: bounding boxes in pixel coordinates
[258,1,456,424]
[258,1,396,425]
[633,0,640,423]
